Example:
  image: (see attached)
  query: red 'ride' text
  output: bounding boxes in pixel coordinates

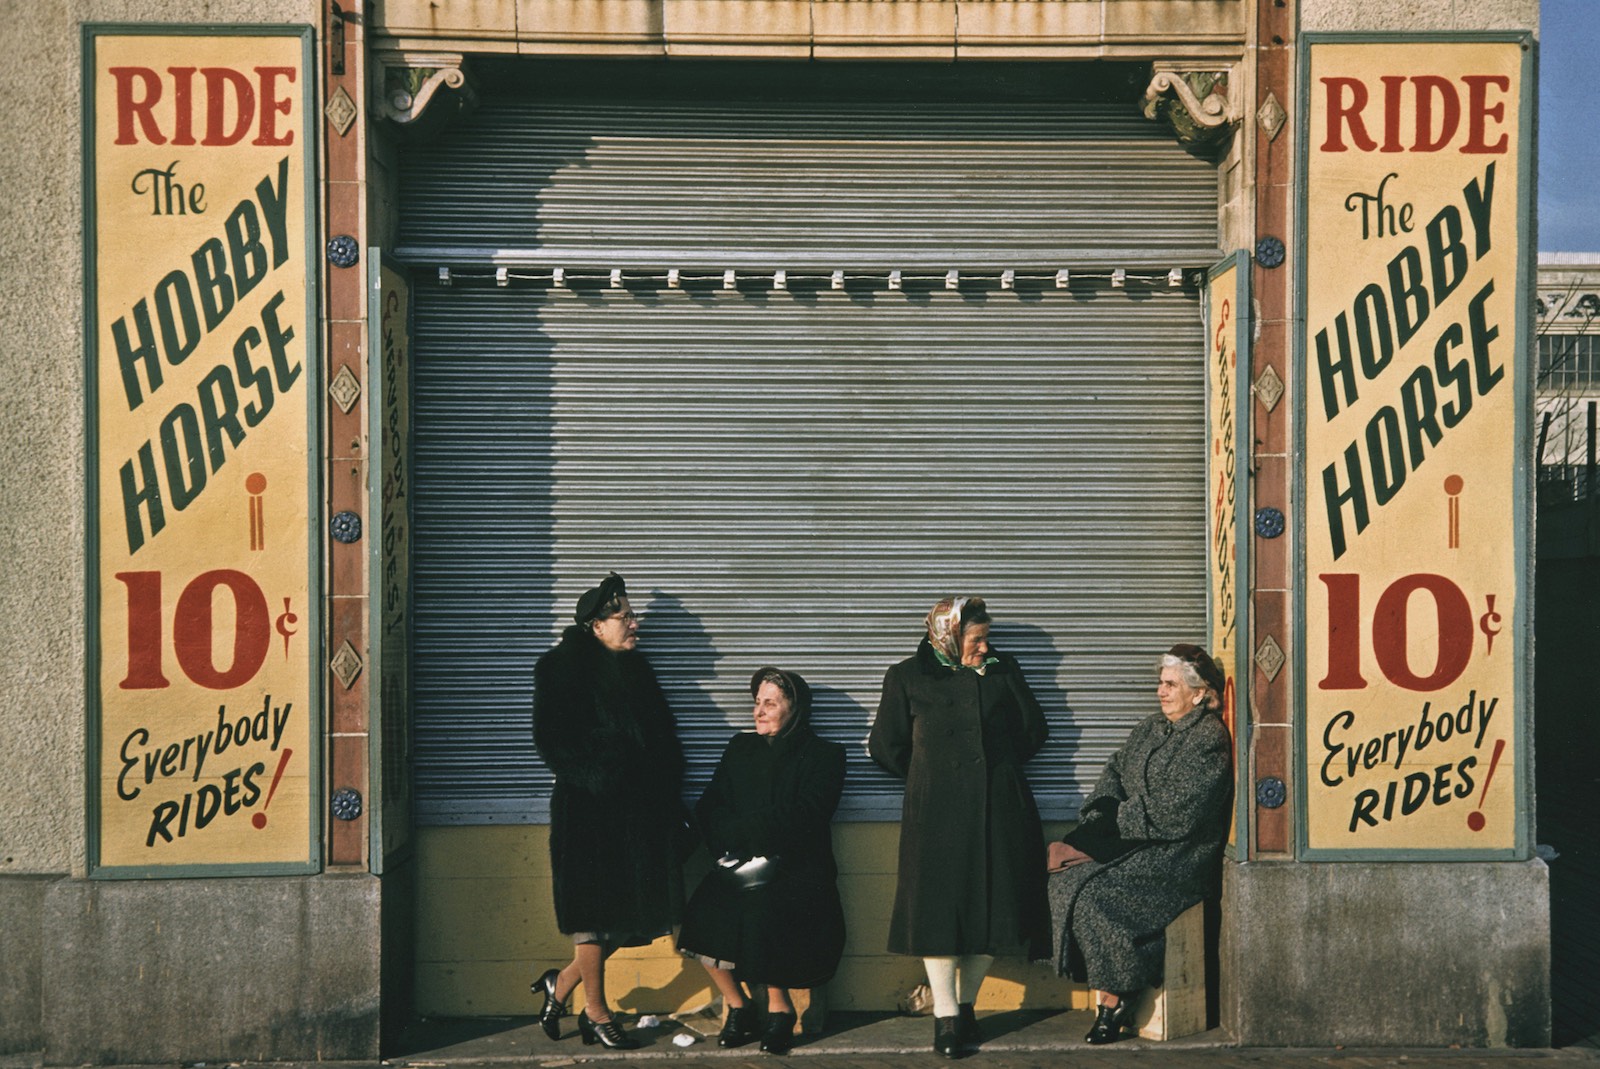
[110,65,296,147]
[1320,74,1510,154]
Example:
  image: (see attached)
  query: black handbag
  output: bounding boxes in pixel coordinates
[714,853,782,891]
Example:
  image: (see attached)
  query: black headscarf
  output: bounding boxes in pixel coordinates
[749,665,813,745]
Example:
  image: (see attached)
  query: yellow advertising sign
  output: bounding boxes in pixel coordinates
[1299,36,1529,855]
[372,261,413,867]
[1207,252,1248,853]
[1207,254,1244,739]
[85,27,317,873]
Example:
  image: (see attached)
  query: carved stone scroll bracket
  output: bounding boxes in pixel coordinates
[372,51,477,135]
[1142,68,1239,157]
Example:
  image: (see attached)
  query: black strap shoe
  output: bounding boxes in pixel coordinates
[1084,1000,1134,1045]
[530,968,567,1041]
[578,1011,640,1050]
[760,1010,797,1054]
[719,1004,761,1048]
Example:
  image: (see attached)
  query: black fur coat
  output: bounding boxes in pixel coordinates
[533,626,686,936]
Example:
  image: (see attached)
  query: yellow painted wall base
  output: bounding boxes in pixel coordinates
[416,822,1095,1016]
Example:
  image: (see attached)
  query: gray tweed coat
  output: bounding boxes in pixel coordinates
[1047,705,1231,992]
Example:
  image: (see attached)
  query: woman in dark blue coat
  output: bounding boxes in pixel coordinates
[678,666,846,1055]
[869,596,1051,1058]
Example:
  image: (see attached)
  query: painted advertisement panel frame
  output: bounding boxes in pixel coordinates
[1206,250,1253,861]
[83,24,321,877]
[1293,32,1534,861]
[369,252,414,874]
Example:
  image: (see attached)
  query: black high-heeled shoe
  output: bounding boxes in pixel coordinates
[1084,998,1135,1045]
[760,1011,797,1055]
[530,968,566,1041]
[719,1004,761,1048]
[578,1011,640,1050]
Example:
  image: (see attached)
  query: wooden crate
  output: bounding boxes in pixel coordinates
[1131,902,1207,1041]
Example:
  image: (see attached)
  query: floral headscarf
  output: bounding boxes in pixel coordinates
[925,595,998,675]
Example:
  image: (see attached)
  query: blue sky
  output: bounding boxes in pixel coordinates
[1540,0,1600,251]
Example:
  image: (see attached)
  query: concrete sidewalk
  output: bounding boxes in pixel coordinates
[378,1009,1600,1069]
[4,1008,1594,1069]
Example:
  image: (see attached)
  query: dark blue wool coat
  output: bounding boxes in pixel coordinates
[869,639,1051,959]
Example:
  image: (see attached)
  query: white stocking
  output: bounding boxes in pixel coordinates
[922,956,960,1018]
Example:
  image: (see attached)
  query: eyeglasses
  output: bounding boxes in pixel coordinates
[604,610,639,623]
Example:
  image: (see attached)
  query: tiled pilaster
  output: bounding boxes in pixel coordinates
[1250,0,1295,857]
[324,0,371,869]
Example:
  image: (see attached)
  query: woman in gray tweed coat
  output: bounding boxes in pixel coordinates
[1045,644,1232,1045]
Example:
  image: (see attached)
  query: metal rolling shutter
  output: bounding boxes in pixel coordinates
[400,73,1220,824]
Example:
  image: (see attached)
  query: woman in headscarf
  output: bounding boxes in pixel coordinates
[869,596,1051,1058]
[529,572,687,1050]
[677,666,847,1055]
[1045,643,1232,1045]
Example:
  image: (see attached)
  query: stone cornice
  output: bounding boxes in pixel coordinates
[370,0,1247,61]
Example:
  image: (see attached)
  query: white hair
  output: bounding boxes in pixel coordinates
[1159,654,1218,709]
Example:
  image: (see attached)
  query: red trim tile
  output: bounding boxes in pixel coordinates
[329,733,368,866]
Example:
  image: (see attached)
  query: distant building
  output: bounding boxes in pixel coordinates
[1536,253,1600,499]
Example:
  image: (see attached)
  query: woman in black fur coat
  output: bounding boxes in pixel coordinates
[530,572,687,1050]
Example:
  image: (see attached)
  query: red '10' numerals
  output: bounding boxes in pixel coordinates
[1319,573,1474,692]
[115,570,271,690]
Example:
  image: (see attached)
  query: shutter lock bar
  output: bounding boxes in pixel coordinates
[427,266,1198,290]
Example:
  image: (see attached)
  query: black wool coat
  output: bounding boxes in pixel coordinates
[676,721,847,988]
[869,639,1051,958]
[1046,706,1232,992]
[533,626,686,937]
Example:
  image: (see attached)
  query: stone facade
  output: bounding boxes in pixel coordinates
[0,0,1548,1060]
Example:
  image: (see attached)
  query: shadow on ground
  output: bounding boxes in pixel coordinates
[388,1008,1234,1062]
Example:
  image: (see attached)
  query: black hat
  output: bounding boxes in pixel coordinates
[1168,643,1225,697]
[575,572,627,626]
